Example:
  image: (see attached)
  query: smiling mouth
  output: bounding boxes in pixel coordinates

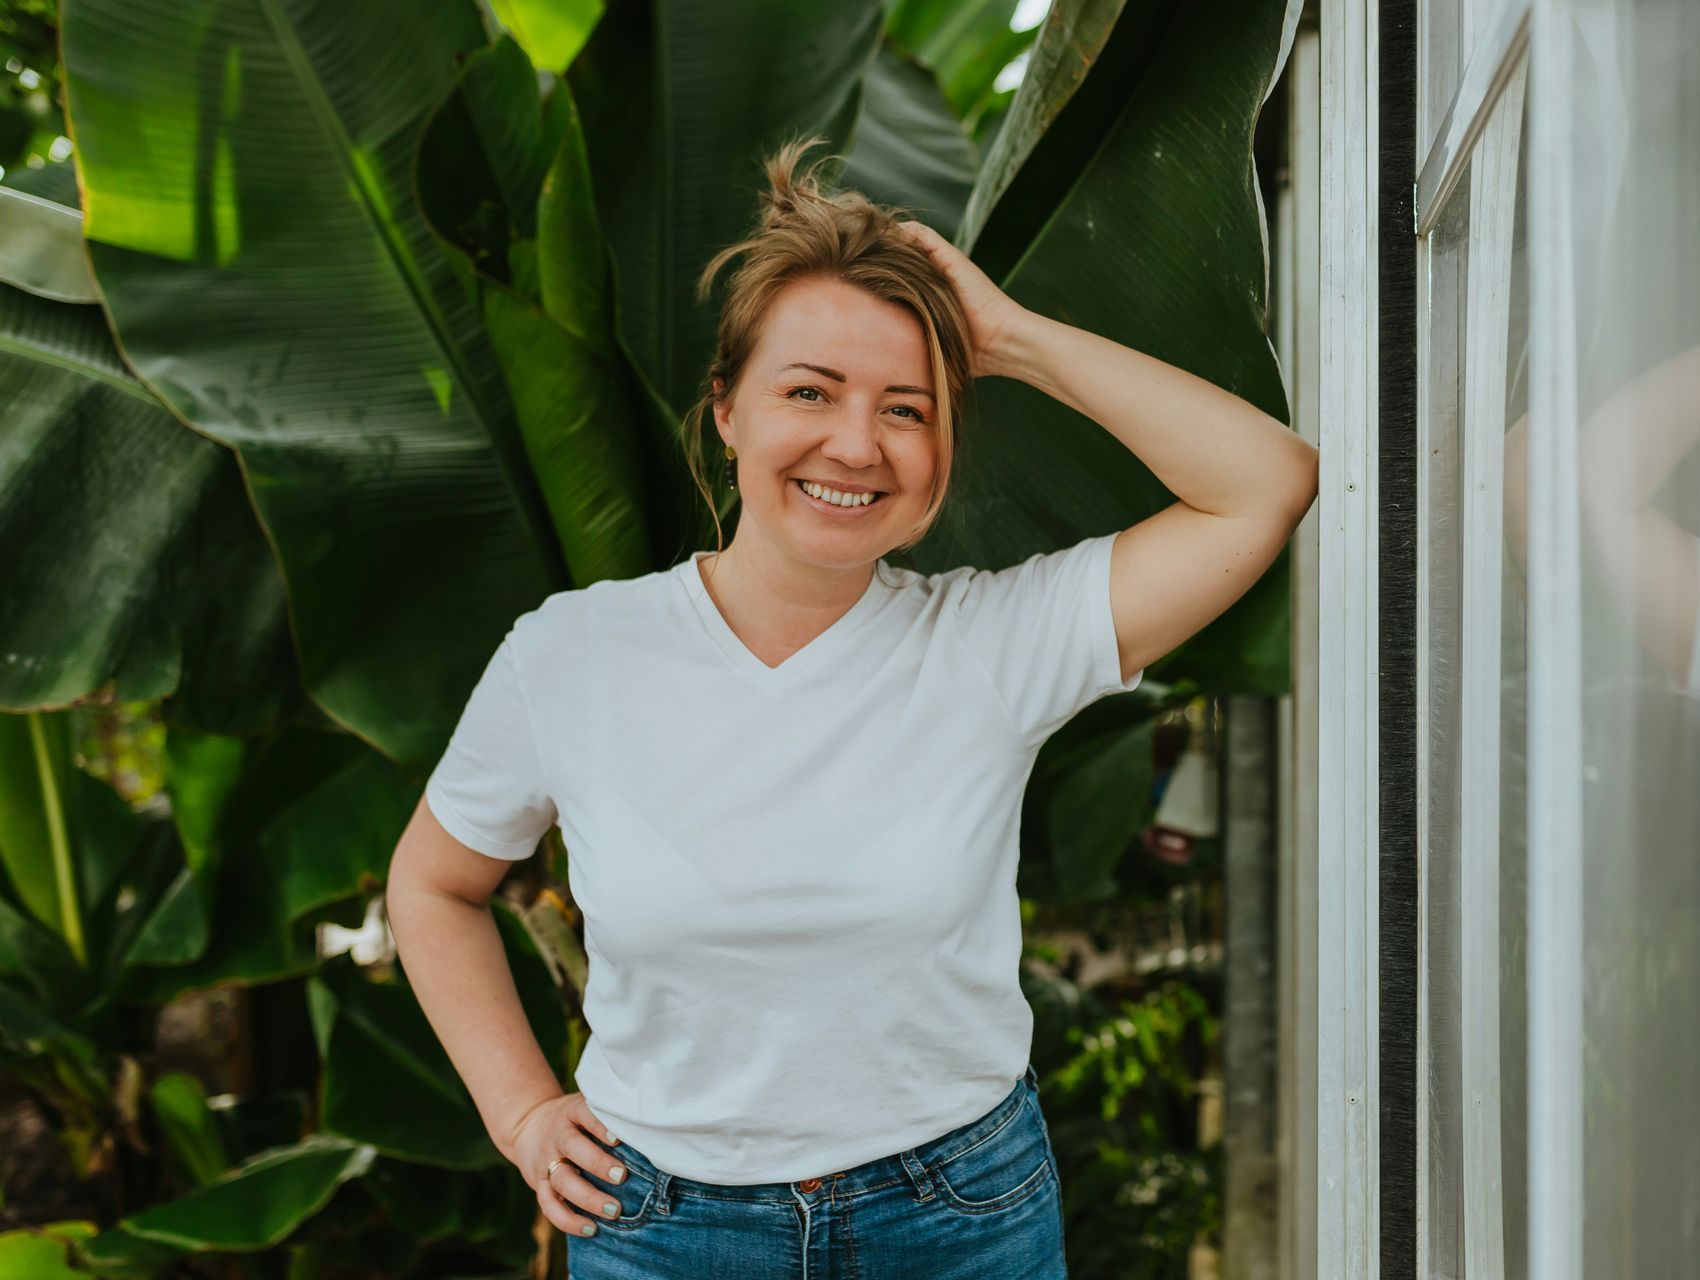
[792,478,888,510]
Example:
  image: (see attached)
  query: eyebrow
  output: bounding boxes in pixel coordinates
[776,362,935,400]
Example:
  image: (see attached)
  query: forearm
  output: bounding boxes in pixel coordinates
[1578,342,1700,510]
[386,884,562,1164]
[987,308,1312,517]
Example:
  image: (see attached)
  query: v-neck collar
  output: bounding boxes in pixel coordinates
[676,551,889,687]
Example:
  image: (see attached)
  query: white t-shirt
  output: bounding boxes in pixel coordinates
[423,530,1143,1184]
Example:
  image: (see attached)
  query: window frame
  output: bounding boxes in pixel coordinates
[1409,3,1585,1279]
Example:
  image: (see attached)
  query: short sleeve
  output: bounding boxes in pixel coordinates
[424,633,558,860]
[951,531,1143,744]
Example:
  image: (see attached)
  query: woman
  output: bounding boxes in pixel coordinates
[385,137,1317,1279]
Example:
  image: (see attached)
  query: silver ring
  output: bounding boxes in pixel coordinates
[545,1157,564,1177]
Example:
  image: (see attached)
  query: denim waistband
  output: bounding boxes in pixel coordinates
[603,1061,1042,1207]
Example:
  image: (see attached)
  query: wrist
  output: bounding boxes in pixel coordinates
[495,1089,560,1164]
[982,306,1048,382]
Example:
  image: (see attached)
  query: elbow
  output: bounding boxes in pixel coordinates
[1277,438,1320,521]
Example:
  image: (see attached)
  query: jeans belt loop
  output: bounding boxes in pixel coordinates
[899,1146,938,1202]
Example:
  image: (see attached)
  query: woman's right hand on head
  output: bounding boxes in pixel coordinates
[510,1091,629,1237]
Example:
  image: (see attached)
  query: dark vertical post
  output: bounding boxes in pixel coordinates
[1222,695,1280,1279]
[1378,0,1419,1275]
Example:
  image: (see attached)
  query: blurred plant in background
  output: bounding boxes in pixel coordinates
[0,0,64,171]
[72,703,167,809]
[0,0,1296,1274]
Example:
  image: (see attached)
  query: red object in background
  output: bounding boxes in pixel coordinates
[1142,823,1196,866]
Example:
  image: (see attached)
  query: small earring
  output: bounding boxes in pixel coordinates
[723,443,738,490]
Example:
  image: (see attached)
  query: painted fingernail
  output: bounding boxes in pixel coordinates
[580,1223,597,1236]
[609,1165,625,1181]
[603,1201,620,1218]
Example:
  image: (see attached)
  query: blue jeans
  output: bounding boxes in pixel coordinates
[567,1062,1067,1279]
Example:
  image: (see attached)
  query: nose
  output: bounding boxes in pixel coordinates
[818,414,884,469]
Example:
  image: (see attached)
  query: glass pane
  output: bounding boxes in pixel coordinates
[1421,50,1531,1280]
[1561,4,1700,1274]
[1496,76,1531,1280]
[1421,0,1466,156]
[1422,139,1469,1280]
[1419,0,1518,169]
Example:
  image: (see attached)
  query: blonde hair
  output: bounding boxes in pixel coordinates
[678,134,976,556]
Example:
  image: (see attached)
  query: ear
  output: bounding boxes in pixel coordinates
[711,378,732,439]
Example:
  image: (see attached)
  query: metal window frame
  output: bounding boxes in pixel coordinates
[1312,1,1586,1273]
[1414,6,1526,1275]
[1458,52,1526,1277]
[1410,3,1583,1279]
[1275,22,1322,1280]
[1523,3,1585,1276]
[1413,143,1457,1280]
[1417,0,1532,234]
[1317,0,1381,1272]
[1413,23,1531,1275]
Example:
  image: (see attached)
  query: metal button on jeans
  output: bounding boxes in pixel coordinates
[798,1177,822,1192]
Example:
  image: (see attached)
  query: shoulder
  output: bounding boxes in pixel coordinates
[877,557,972,594]
[863,559,984,631]
[877,557,977,599]
[900,534,1115,617]
[506,564,679,671]
[871,542,1098,622]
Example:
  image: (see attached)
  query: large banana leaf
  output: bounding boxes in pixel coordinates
[0,200,299,729]
[932,0,1300,692]
[566,0,888,415]
[59,0,564,770]
[488,0,603,73]
[0,185,96,303]
[415,36,656,583]
[840,39,978,241]
[98,1133,375,1252]
[885,0,1038,125]
[958,0,1134,251]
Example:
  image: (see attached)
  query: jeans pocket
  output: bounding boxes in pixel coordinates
[581,1148,660,1232]
[933,1091,1057,1216]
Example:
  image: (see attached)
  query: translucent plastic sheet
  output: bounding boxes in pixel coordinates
[1565,3,1700,1272]
[1422,3,1700,1273]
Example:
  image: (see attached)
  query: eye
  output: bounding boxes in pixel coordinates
[785,385,927,423]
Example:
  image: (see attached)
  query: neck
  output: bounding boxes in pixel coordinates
[696,542,877,647]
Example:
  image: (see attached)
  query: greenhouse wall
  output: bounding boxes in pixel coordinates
[1299,0,1700,1275]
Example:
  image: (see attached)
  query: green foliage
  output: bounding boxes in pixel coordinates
[0,0,1296,1273]
[1041,982,1222,1277]
[72,702,166,809]
[1059,981,1215,1126]
[0,0,62,173]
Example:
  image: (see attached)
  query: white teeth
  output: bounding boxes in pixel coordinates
[801,480,879,507]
